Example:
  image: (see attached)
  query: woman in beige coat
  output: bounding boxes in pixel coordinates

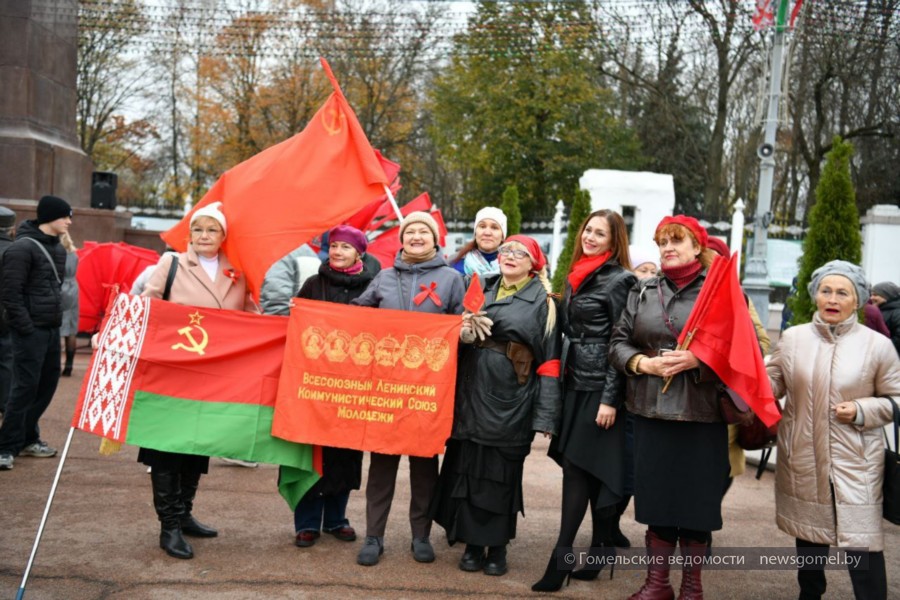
[767,260,900,600]
[140,201,257,560]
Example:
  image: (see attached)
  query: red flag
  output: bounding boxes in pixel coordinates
[463,273,485,313]
[272,299,460,457]
[161,58,389,301]
[679,254,781,427]
[366,225,401,268]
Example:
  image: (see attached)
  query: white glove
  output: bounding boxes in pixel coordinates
[463,311,493,341]
[460,325,477,344]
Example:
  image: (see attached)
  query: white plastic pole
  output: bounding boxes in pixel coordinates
[16,426,76,600]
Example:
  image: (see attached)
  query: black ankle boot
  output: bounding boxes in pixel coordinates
[531,548,571,592]
[570,543,616,581]
[484,545,507,576]
[151,470,194,559]
[459,544,485,572]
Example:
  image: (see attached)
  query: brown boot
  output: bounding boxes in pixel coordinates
[628,530,676,600]
[677,537,707,600]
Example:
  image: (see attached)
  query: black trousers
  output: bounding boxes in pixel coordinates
[0,331,12,414]
[365,452,438,539]
[0,328,60,455]
[795,538,887,600]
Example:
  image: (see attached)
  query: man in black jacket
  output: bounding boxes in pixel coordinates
[0,206,16,416]
[0,196,72,471]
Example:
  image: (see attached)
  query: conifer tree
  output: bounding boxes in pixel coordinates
[500,185,522,236]
[552,188,592,293]
[788,136,862,325]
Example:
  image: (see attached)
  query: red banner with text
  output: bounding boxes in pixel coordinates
[272,299,461,457]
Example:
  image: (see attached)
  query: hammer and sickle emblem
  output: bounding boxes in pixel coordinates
[172,325,209,355]
[321,106,344,136]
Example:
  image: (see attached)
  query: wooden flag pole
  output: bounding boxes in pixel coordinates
[16,426,76,600]
[660,329,696,394]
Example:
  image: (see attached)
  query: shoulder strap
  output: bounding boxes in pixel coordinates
[163,256,179,301]
[24,237,61,284]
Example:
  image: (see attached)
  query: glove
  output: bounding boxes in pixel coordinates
[463,311,493,341]
[460,325,477,344]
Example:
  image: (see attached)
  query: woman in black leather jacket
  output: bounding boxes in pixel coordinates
[532,210,636,591]
[433,234,561,578]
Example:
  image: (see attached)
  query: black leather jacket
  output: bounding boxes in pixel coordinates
[609,271,723,423]
[452,274,562,446]
[560,260,636,405]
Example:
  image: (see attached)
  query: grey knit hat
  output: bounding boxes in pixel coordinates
[0,206,15,228]
[872,281,900,302]
[807,260,869,307]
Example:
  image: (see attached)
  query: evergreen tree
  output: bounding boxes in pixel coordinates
[788,137,862,325]
[500,185,522,236]
[552,188,591,293]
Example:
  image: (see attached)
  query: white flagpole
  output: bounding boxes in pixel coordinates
[16,426,76,600]
[383,184,404,221]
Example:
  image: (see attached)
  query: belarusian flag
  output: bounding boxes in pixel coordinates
[73,293,320,505]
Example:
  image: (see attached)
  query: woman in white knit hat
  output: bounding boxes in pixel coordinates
[451,206,507,277]
[137,201,257,560]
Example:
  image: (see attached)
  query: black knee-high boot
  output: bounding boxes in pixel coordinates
[179,471,218,537]
[612,495,632,548]
[151,470,193,559]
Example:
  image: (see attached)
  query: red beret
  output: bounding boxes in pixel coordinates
[503,234,547,272]
[655,215,709,249]
[706,236,730,257]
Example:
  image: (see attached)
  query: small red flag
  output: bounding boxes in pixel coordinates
[463,273,485,314]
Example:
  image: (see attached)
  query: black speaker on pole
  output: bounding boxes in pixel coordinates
[91,171,118,209]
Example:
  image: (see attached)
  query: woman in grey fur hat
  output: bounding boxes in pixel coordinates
[767,260,900,600]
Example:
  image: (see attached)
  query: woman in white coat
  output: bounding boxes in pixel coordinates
[767,260,900,600]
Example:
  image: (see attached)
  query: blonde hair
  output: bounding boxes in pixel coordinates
[535,266,557,338]
[60,232,77,253]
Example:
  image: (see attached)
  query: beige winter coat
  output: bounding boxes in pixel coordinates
[768,312,900,551]
[142,246,257,313]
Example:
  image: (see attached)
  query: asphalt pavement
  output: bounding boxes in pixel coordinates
[1,349,898,599]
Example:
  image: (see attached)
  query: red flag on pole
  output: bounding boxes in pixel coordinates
[161,58,390,301]
[463,273,485,314]
[677,254,781,427]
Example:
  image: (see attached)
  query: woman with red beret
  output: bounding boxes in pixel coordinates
[609,215,728,600]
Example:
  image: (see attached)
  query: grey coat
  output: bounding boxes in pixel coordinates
[608,271,723,423]
[352,251,465,315]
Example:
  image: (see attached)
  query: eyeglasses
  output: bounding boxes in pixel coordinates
[191,227,222,236]
[498,247,529,259]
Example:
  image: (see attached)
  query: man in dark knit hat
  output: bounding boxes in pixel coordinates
[0,196,72,470]
[0,206,16,416]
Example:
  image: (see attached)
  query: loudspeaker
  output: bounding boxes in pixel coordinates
[91,171,118,209]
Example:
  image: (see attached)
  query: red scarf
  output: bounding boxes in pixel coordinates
[661,260,703,289]
[331,259,363,275]
[567,251,611,293]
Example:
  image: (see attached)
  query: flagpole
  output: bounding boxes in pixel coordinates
[16,426,76,600]
[382,184,404,222]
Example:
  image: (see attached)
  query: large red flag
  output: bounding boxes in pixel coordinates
[161,58,389,300]
[679,254,781,427]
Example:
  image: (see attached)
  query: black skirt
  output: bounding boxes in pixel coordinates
[632,415,728,532]
[431,438,530,547]
[137,448,209,474]
[549,388,627,508]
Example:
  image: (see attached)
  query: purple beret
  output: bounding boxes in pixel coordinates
[329,224,368,254]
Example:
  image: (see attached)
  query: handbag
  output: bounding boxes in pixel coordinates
[884,396,900,525]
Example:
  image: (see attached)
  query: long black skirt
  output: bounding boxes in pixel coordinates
[549,388,626,509]
[632,415,728,532]
[431,438,530,547]
[138,448,208,474]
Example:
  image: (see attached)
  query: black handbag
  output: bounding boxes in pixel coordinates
[884,397,900,525]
